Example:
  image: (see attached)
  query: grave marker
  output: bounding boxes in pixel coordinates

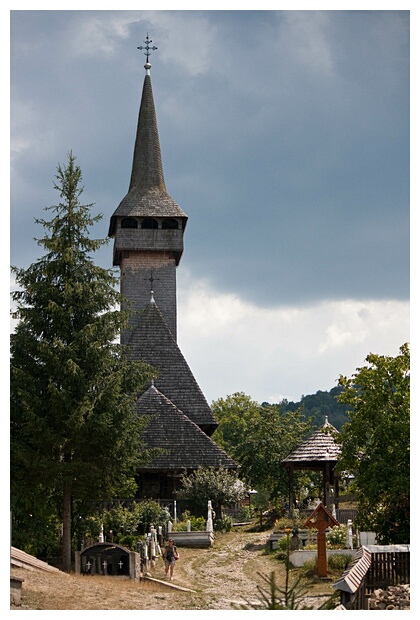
[304,502,339,578]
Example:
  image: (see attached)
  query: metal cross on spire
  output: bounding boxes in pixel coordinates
[144,270,159,303]
[137,34,157,62]
[144,270,159,290]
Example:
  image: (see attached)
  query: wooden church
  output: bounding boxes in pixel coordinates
[108,40,237,501]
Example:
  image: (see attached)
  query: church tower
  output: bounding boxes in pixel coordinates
[108,41,187,342]
[108,39,236,499]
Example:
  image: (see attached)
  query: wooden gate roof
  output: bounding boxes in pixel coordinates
[282,417,341,470]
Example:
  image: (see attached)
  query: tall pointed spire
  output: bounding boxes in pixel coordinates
[108,41,187,237]
[129,58,166,193]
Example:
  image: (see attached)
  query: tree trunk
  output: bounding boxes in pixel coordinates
[62,482,72,572]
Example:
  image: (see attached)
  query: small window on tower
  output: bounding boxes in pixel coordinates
[121,218,138,229]
[162,218,179,230]
[141,218,158,229]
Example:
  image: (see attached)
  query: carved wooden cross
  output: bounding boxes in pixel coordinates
[304,503,340,578]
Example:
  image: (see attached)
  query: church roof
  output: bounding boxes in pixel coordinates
[282,418,341,468]
[109,71,187,236]
[128,298,218,434]
[136,384,237,470]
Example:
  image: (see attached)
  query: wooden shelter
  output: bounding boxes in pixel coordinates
[282,417,341,517]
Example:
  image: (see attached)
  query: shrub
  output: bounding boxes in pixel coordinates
[326,524,347,549]
[301,558,317,577]
[273,515,306,531]
[102,500,170,540]
[137,500,170,534]
[172,512,206,531]
[327,553,353,571]
[116,534,141,550]
[237,505,254,522]
[215,515,234,532]
[276,536,291,552]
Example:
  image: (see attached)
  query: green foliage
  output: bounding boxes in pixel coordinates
[172,511,206,532]
[102,500,170,538]
[273,516,306,531]
[301,558,317,577]
[326,525,347,549]
[234,570,312,610]
[212,392,261,456]
[115,534,141,551]
[276,386,351,431]
[212,393,313,502]
[236,505,254,522]
[135,500,170,534]
[327,553,353,571]
[179,466,248,518]
[11,488,62,557]
[337,343,410,543]
[301,553,353,576]
[75,513,103,543]
[10,153,155,567]
[275,536,291,553]
[215,515,234,532]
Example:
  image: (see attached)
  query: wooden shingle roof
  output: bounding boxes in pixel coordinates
[282,418,341,468]
[109,73,187,237]
[128,299,218,434]
[136,384,237,470]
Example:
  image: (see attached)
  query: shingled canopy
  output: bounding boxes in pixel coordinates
[135,384,237,498]
[282,417,342,517]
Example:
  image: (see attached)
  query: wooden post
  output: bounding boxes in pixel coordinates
[304,503,340,578]
[334,475,340,512]
[288,466,294,518]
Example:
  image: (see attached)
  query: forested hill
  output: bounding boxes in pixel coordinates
[272,386,352,431]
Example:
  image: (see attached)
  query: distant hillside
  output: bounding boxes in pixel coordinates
[273,386,352,431]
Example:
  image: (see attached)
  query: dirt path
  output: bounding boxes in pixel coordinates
[11,529,335,610]
[160,529,280,609]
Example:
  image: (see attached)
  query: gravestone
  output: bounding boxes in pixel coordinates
[304,502,339,578]
[75,542,140,579]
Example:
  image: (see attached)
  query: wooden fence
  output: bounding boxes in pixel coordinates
[365,545,410,593]
[333,545,410,610]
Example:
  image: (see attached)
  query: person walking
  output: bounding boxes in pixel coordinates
[163,538,179,580]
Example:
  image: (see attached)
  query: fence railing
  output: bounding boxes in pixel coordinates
[333,545,410,610]
[365,545,410,593]
[336,508,358,524]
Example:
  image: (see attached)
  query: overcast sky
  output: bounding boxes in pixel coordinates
[9,7,412,405]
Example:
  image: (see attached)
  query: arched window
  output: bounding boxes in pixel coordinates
[162,218,179,230]
[121,217,138,229]
[141,218,158,229]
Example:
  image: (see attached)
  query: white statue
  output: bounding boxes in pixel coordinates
[206,500,214,532]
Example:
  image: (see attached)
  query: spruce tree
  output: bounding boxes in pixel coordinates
[11,152,155,571]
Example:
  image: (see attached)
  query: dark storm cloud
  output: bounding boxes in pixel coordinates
[10,10,409,307]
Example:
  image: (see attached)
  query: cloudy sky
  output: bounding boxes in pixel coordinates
[9,6,412,405]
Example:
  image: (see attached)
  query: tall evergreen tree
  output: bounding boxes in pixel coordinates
[11,153,155,570]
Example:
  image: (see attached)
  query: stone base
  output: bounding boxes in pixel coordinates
[168,531,215,548]
[10,576,24,606]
